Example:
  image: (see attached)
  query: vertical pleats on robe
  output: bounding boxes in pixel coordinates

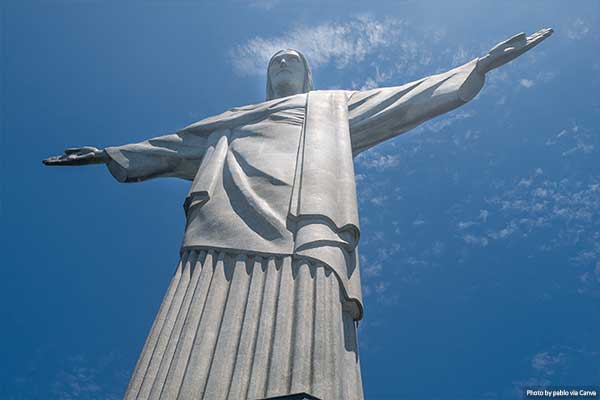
[124,250,363,400]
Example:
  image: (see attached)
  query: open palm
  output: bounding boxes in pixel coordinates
[478,28,553,74]
[42,146,107,166]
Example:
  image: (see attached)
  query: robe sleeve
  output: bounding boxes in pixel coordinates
[104,131,210,183]
[348,58,485,156]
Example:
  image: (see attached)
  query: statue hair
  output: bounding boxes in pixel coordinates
[266,49,313,101]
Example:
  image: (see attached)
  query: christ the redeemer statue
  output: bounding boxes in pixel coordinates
[44,29,553,400]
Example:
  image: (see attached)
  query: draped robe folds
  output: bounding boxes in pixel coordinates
[104,59,484,400]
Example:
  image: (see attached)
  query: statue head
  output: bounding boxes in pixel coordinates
[266,49,313,101]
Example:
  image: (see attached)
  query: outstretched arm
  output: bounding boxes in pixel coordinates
[43,131,209,182]
[349,28,553,155]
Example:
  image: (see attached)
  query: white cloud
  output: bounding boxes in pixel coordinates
[451,46,471,66]
[557,129,568,138]
[519,79,535,88]
[479,169,600,295]
[488,222,518,240]
[50,353,125,400]
[374,281,388,294]
[531,351,566,375]
[463,234,489,247]
[566,18,591,40]
[513,346,600,396]
[545,123,597,156]
[432,241,445,256]
[230,16,405,76]
[536,70,557,83]
[424,110,474,133]
[363,263,383,278]
[562,142,595,157]
[479,209,489,222]
[369,195,388,206]
[518,178,533,188]
[248,0,280,10]
[357,151,401,171]
[458,221,477,230]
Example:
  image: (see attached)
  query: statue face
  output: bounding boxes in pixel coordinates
[267,50,306,98]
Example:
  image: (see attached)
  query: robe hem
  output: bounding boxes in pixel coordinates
[179,244,363,320]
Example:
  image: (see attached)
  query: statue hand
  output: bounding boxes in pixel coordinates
[477,28,553,74]
[43,146,108,166]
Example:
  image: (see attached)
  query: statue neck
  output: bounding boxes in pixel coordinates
[271,83,304,100]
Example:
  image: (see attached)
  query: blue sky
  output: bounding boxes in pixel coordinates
[2,1,599,399]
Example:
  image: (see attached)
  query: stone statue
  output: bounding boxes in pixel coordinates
[44,28,553,400]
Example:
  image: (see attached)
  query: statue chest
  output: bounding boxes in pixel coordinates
[181,106,306,255]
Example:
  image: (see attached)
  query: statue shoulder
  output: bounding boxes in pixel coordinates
[308,89,354,100]
[181,94,309,134]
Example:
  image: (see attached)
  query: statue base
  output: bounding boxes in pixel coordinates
[262,393,320,400]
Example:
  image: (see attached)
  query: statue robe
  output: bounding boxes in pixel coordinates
[105,59,484,400]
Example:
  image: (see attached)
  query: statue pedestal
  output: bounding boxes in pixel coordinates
[263,393,320,400]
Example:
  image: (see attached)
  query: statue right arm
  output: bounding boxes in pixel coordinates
[103,132,209,182]
[43,131,210,183]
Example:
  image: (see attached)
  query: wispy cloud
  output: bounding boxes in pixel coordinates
[479,209,489,222]
[531,351,567,375]
[248,0,280,10]
[458,221,477,230]
[12,351,128,400]
[463,234,489,247]
[520,79,535,88]
[566,18,591,40]
[423,110,474,133]
[545,124,596,156]
[369,194,388,206]
[356,151,401,171]
[359,66,394,90]
[514,346,600,395]
[450,45,474,67]
[50,353,127,400]
[230,16,405,76]
[363,262,383,278]
[450,164,600,295]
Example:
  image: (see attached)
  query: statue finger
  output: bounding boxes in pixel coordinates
[45,151,100,166]
[505,32,527,46]
[527,28,554,44]
[534,27,554,38]
[526,31,544,43]
[65,146,96,155]
[78,146,98,153]
[64,148,82,155]
[43,156,71,165]
[524,29,553,51]
[54,157,82,166]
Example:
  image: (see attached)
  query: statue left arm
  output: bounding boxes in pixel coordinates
[349,28,553,156]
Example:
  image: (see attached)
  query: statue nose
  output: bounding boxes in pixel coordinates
[280,58,287,67]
